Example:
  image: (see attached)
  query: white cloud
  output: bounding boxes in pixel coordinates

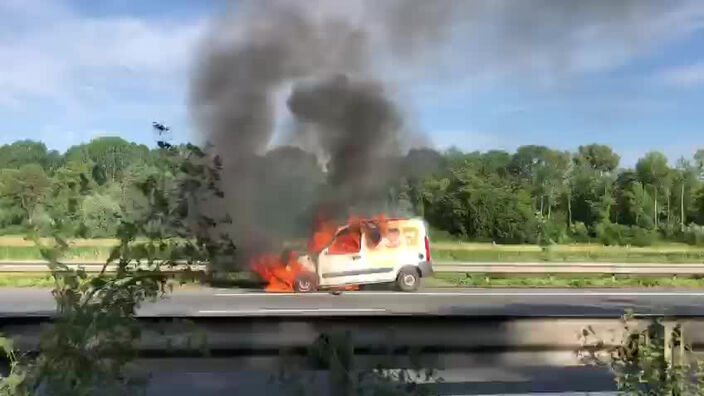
[659,62,704,87]
[0,0,206,108]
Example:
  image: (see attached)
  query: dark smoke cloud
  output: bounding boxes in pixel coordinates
[190,2,370,244]
[287,75,401,209]
[189,0,431,248]
[190,0,699,253]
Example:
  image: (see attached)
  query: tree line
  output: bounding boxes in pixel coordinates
[1,137,703,246]
[403,145,704,246]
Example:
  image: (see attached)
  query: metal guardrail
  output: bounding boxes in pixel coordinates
[1,260,704,275]
[4,315,703,352]
[0,261,206,273]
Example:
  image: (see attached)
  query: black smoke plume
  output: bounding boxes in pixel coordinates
[190,0,688,255]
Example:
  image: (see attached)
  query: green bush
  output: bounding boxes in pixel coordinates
[80,193,121,238]
[428,226,459,242]
[570,221,590,242]
[596,221,656,246]
[682,224,704,246]
[538,212,569,245]
[595,221,618,245]
[659,222,680,240]
[29,206,53,236]
[0,225,28,236]
[636,214,654,230]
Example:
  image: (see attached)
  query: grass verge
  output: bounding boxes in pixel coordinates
[428,272,704,288]
[0,273,56,287]
[0,246,114,261]
[432,248,704,263]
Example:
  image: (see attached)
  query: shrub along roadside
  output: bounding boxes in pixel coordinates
[0,131,236,394]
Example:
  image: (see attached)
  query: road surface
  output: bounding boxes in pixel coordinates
[3,287,704,317]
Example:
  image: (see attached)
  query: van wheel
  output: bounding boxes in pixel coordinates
[396,268,420,292]
[294,272,318,293]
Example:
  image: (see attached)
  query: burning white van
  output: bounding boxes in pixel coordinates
[292,217,433,292]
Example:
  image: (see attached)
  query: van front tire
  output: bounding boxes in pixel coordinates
[294,272,318,293]
[396,267,420,292]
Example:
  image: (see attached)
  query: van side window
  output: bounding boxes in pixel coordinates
[328,229,361,254]
[403,228,418,246]
[382,228,401,248]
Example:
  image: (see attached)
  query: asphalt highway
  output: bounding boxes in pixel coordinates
[2,287,704,317]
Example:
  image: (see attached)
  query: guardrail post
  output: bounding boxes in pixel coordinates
[664,319,674,365]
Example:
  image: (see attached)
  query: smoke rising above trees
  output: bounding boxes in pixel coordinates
[189,0,704,246]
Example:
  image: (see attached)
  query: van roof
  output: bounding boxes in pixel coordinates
[334,217,424,233]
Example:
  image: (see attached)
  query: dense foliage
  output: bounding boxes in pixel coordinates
[402,145,704,246]
[580,315,704,395]
[0,138,703,246]
[1,128,233,395]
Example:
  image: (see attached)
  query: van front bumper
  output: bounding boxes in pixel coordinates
[418,261,434,277]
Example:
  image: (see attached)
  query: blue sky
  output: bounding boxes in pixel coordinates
[1,0,703,167]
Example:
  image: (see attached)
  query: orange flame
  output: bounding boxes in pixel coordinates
[250,250,302,292]
[308,212,338,254]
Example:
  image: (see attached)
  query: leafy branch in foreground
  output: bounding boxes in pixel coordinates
[0,126,233,395]
[0,335,32,396]
[579,314,704,395]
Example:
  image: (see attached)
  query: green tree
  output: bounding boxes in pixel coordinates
[636,152,671,228]
[423,165,536,243]
[65,137,150,184]
[574,144,620,174]
[537,149,570,219]
[44,167,91,236]
[0,164,51,223]
[0,197,25,232]
[672,158,700,231]
[614,171,653,228]
[510,145,570,216]
[80,193,121,237]
[694,149,704,177]
[0,126,234,394]
[695,186,704,225]
[0,140,51,170]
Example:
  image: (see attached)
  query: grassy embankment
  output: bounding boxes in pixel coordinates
[431,241,704,263]
[428,226,704,263]
[0,236,116,261]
